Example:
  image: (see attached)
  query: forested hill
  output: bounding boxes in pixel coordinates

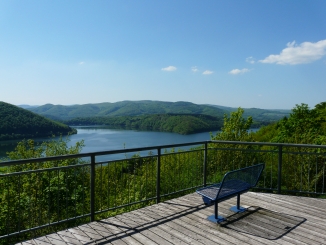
[64,114,223,135]
[208,105,291,123]
[0,102,76,141]
[27,100,289,125]
[27,101,225,120]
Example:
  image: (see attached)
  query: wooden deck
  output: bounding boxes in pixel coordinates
[18,192,326,245]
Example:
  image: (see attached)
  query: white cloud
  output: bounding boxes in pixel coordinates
[229,68,249,75]
[259,39,326,65]
[191,66,198,72]
[203,70,213,75]
[161,66,177,71]
[79,61,85,65]
[246,57,255,64]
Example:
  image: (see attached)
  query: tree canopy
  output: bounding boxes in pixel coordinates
[254,103,326,144]
[65,113,223,135]
[0,101,76,141]
[210,108,254,141]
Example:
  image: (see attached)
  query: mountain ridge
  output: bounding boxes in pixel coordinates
[25,100,290,123]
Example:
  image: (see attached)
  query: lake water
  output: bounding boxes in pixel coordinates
[0,126,217,159]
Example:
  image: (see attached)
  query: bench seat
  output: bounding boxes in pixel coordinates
[196,163,265,223]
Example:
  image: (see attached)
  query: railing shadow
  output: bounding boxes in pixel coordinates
[24,201,307,244]
[43,201,207,245]
[97,203,206,244]
[219,206,306,240]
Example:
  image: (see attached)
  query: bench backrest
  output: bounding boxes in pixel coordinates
[216,163,265,199]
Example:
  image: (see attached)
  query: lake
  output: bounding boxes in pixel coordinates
[0,126,217,160]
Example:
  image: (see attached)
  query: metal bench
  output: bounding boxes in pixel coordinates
[196,163,265,223]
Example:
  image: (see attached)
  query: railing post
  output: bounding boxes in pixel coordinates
[277,145,282,194]
[156,147,161,204]
[203,142,208,187]
[90,154,95,222]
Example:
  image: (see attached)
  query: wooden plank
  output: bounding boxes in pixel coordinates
[42,234,68,245]
[67,225,104,243]
[139,207,208,245]
[122,212,188,245]
[241,193,326,225]
[18,192,326,245]
[98,218,144,245]
[160,199,270,244]
[107,216,160,245]
[170,195,286,245]
[116,214,173,245]
[56,229,85,245]
[142,205,232,245]
[155,201,247,245]
[178,195,303,244]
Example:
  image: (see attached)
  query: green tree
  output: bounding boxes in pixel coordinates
[272,103,326,144]
[210,107,253,141]
[0,137,87,244]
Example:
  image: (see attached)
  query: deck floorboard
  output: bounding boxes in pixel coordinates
[16,192,326,245]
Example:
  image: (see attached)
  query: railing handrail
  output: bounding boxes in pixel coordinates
[2,140,326,167]
[0,140,209,167]
[1,139,326,243]
[211,140,326,148]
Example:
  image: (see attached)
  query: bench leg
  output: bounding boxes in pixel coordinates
[230,193,246,213]
[207,202,225,223]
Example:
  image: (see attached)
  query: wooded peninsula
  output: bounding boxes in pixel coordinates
[0,102,76,141]
[0,100,293,140]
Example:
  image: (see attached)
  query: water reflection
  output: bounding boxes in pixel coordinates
[0,126,216,160]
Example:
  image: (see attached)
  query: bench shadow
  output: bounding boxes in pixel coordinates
[219,206,306,240]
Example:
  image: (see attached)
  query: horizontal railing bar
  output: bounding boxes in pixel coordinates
[278,189,326,195]
[0,154,92,167]
[95,186,202,216]
[209,147,278,154]
[95,155,158,166]
[209,147,326,156]
[2,139,326,243]
[0,141,208,167]
[0,162,91,177]
[211,140,326,149]
[0,213,91,240]
[94,148,204,166]
[95,197,157,215]
[160,186,202,198]
[2,140,326,168]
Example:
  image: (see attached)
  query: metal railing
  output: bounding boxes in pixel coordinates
[0,140,326,243]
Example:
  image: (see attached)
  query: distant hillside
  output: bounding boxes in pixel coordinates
[28,101,226,120]
[208,105,290,125]
[0,102,76,141]
[64,113,223,135]
[27,101,290,130]
[18,104,39,109]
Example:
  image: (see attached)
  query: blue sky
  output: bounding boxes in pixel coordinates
[1,1,326,109]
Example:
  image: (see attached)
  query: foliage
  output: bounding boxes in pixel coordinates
[210,107,254,141]
[1,104,326,244]
[0,101,76,141]
[28,101,226,120]
[0,137,87,244]
[64,113,223,135]
[252,103,326,196]
[27,100,288,126]
[0,138,205,244]
[254,103,326,144]
[209,105,290,126]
